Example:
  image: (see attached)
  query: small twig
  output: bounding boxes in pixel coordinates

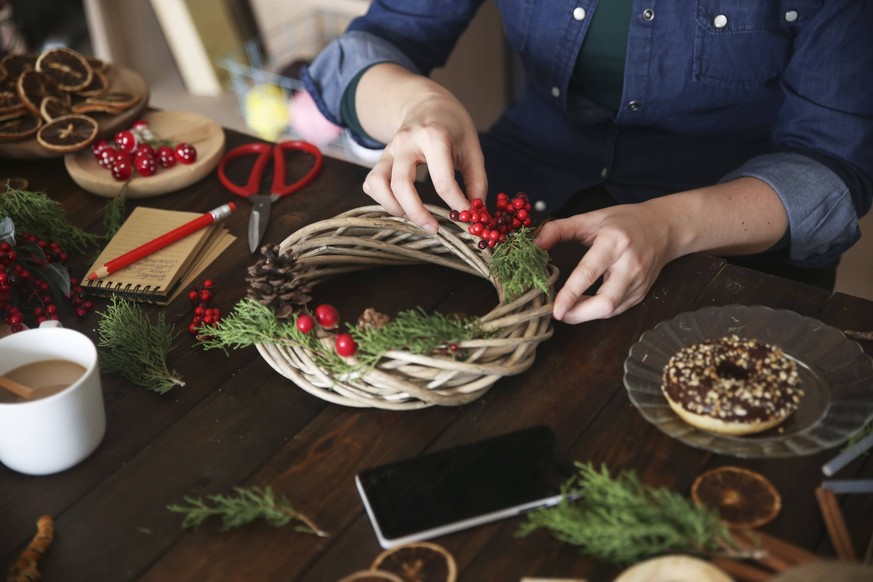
[844,330,873,341]
[7,515,54,582]
[815,486,857,561]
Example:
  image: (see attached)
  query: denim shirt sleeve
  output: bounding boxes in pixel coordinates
[720,153,860,268]
[301,31,420,148]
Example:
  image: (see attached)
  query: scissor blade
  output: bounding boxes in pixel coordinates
[248,196,273,253]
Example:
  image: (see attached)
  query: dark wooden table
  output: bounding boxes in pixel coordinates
[2,126,872,581]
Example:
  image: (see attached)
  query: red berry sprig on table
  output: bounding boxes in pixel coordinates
[449,192,533,250]
[295,303,357,357]
[0,236,93,332]
[90,120,198,182]
[187,279,221,339]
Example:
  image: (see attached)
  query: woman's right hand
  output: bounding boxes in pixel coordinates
[357,64,487,234]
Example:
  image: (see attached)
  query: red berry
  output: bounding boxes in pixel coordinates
[296,313,315,334]
[314,304,339,328]
[175,143,197,164]
[91,139,108,159]
[111,158,132,181]
[335,333,357,357]
[156,146,176,168]
[114,129,137,153]
[458,210,471,223]
[202,279,214,288]
[132,120,149,130]
[97,147,118,168]
[199,289,213,303]
[134,151,157,177]
[134,143,155,158]
[449,209,460,221]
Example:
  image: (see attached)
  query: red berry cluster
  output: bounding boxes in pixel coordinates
[0,237,93,333]
[295,303,357,357]
[91,120,198,182]
[449,192,533,250]
[187,279,221,339]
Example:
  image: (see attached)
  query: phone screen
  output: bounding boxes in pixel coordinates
[356,425,564,548]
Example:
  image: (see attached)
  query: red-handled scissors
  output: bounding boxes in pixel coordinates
[217,140,323,252]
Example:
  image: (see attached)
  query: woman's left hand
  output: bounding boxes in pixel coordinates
[535,204,676,324]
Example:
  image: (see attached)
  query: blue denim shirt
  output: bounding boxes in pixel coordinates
[303,1,873,267]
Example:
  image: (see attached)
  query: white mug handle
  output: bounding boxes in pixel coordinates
[38,320,63,329]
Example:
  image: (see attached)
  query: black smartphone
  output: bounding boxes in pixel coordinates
[355,425,566,549]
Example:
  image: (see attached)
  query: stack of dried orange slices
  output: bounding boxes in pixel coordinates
[0,47,141,153]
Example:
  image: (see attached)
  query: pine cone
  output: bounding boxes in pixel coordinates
[246,244,312,319]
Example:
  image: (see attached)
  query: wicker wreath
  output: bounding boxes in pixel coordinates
[255,205,558,410]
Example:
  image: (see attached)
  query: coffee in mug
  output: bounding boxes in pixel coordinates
[0,321,106,475]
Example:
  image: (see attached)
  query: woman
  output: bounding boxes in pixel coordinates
[303,1,872,324]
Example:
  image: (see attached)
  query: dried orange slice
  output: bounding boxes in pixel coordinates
[338,571,405,582]
[0,114,41,142]
[39,96,71,122]
[86,56,109,73]
[36,114,97,152]
[16,70,67,116]
[371,542,457,582]
[36,47,93,92]
[691,466,781,529]
[82,91,140,113]
[0,89,23,114]
[73,69,108,97]
[0,53,36,80]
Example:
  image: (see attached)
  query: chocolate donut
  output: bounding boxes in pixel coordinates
[662,335,803,436]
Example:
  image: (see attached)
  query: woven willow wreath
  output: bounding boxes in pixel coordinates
[255,205,558,410]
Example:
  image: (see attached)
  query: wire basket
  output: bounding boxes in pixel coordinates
[219,9,376,165]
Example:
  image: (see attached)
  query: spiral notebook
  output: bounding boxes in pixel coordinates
[83,206,235,304]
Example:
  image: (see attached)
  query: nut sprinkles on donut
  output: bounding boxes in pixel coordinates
[662,335,804,436]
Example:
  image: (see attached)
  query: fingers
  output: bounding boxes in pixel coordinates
[552,238,616,321]
[362,127,486,235]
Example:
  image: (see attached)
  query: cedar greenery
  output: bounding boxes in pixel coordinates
[517,462,741,565]
[490,227,550,301]
[199,299,488,376]
[96,296,184,393]
[167,486,326,536]
[0,184,98,252]
[102,187,127,238]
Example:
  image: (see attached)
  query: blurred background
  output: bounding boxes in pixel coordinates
[3,0,870,301]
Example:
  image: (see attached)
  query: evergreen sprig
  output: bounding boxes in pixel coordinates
[96,296,184,393]
[517,462,739,565]
[0,184,98,252]
[490,227,550,301]
[102,187,127,239]
[167,486,327,536]
[200,299,489,379]
[354,307,487,361]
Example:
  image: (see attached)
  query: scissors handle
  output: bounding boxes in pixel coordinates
[217,143,273,197]
[272,140,324,197]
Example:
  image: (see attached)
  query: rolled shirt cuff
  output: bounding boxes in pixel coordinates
[301,30,420,148]
[720,152,860,267]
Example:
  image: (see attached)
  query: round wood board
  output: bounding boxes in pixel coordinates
[64,110,225,199]
[0,65,149,159]
[613,555,731,582]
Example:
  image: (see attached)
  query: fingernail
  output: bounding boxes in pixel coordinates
[423,223,438,235]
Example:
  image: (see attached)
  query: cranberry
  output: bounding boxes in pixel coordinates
[335,333,357,357]
[296,313,315,334]
[314,304,339,328]
[175,143,197,164]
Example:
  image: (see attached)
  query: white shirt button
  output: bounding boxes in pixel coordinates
[573,7,586,21]
[785,10,798,22]
[534,200,547,212]
[600,166,608,178]
[551,86,561,98]
[642,8,655,21]
[713,14,728,28]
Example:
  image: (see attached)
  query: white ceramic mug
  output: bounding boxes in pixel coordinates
[0,321,106,475]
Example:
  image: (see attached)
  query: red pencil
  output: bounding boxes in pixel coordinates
[87,202,237,280]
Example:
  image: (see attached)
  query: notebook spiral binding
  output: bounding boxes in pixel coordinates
[83,280,164,304]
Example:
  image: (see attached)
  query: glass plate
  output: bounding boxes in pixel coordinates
[623,305,873,458]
